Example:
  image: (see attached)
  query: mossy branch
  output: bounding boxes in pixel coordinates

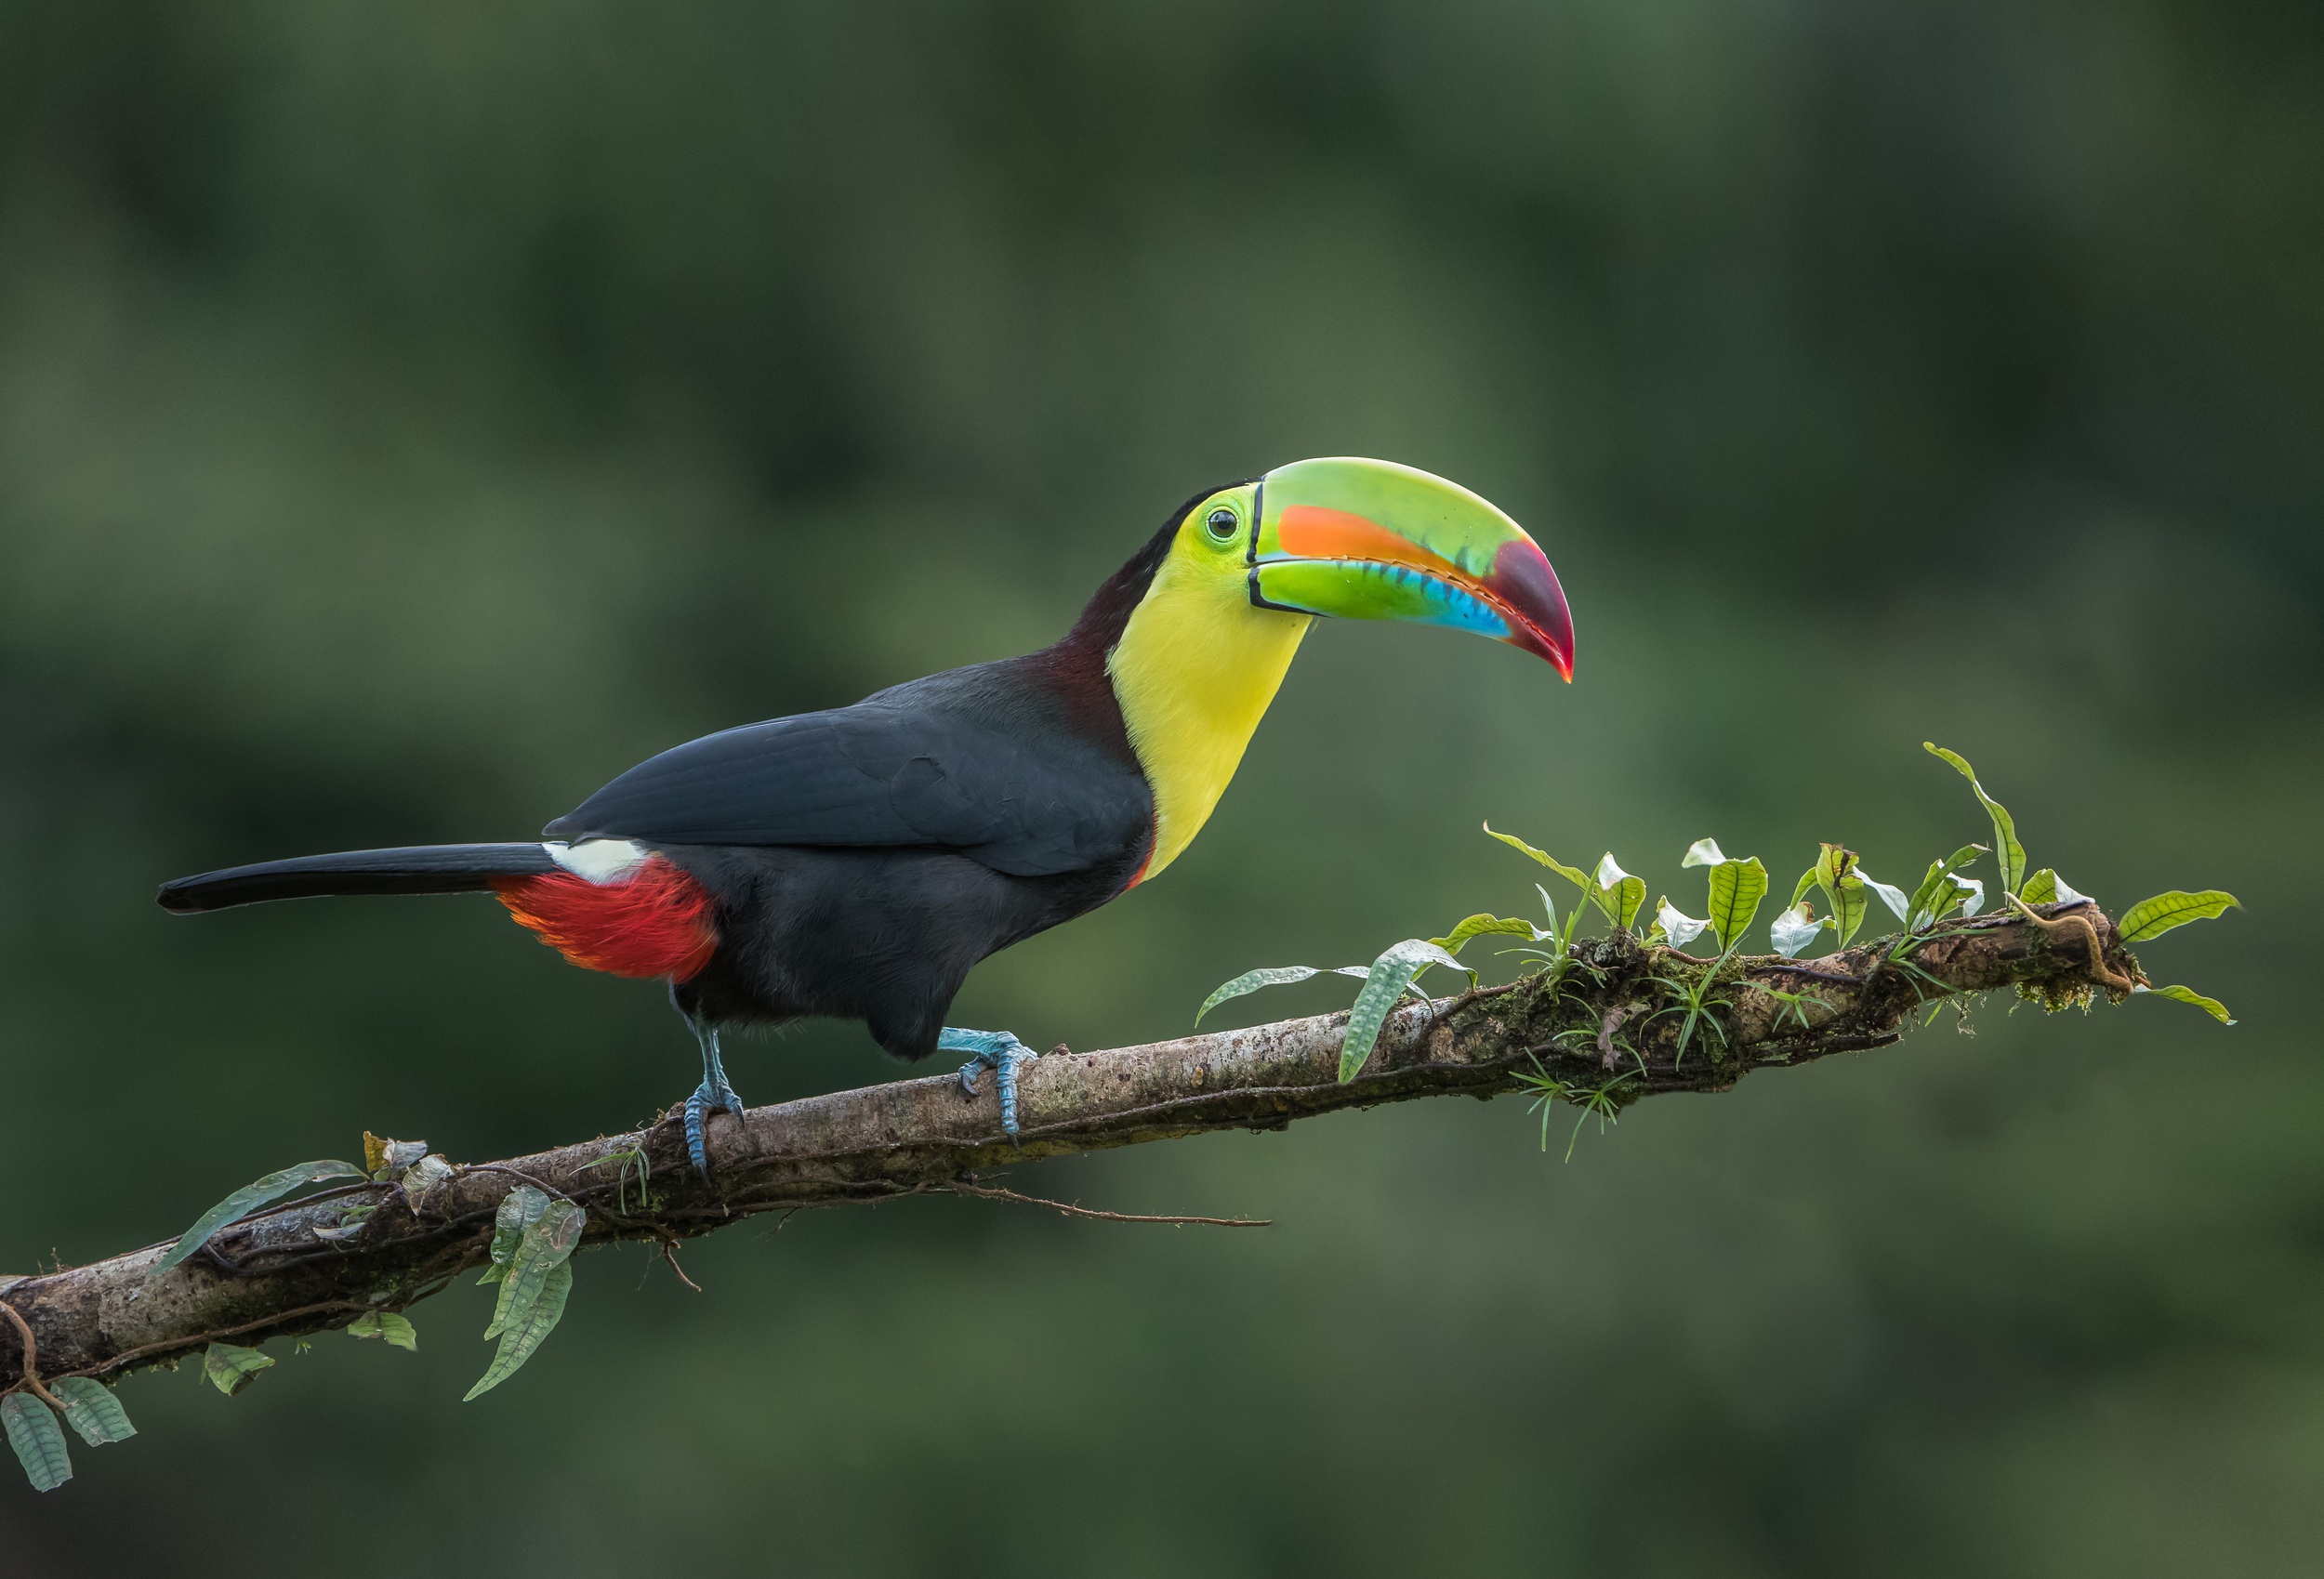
[0,901,2136,1393]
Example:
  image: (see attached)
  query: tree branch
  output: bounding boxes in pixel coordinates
[0,901,2136,1391]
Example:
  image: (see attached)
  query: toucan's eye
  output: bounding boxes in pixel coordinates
[1204,506,1241,542]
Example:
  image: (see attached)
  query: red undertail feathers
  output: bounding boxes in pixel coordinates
[493,857,718,981]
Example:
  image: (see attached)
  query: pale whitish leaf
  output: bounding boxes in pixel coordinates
[49,1377,134,1446]
[1682,837,1725,868]
[399,1154,455,1203]
[347,1311,418,1351]
[1195,966,1368,1026]
[1856,870,1910,923]
[1483,823,1594,895]
[3,1394,69,1491]
[203,1342,273,1396]
[1338,940,1462,1083]
[1770,901,1823,957]
[1595,852,1630,888]
[1953,875,1987,918]
[153,1160,367,1274]
[1706,857,1769,949]
[2119,889,2240,943]
[2053,873,2089,905]
[1925,743,2027,893]
[485,1200,586,1340]
[2135,983,2236,1025]
[1428,915,1544,954]
[464,1260,574,1401]
[477,1185,554,1284]
[1656,899,1712,949]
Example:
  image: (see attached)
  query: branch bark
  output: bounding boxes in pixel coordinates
[0,901,2137,1392]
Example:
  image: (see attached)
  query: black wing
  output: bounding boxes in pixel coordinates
[542,664,1153,879]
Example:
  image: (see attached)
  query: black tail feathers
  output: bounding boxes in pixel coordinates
[157,843,560,913]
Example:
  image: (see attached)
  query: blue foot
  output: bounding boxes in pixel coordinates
[939,1028,1039,1140]
[682,1073,745,1178]
[680,1019,744,1179]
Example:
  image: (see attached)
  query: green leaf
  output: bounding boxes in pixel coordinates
[2028,869,2090,906]
[1682,837,1726,868]
[1483,823,1593,896]
[1338,939,1462,1083]
[465,1260,574,1401]
[1924,743,2027,893]
[347,1311,418,1352]
[1908,844,1987,929]
[1815,845,1868,948]
[49,1377,135,1446]
[1535,884,1559,936]
[1194,965,1369,1026]
[3,1393,70,1491]
[2118,889,2240,943]
[2136,983,2237,1025]
[477,1184,555,1284]
[1789,865,1820,910]
[484,1199,586,1341]
[1593,854,1645,931]
[1427,915,1542,954]
[153,1160,368,1275]
[1706,857,1768,950]
[203,1342,274,1397]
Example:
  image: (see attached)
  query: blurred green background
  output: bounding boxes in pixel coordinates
[2,0,2317,1572]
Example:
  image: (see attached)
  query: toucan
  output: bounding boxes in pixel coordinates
[161,457,1575,1171]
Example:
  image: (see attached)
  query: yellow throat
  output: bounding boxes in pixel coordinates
[1105,520,1311,880]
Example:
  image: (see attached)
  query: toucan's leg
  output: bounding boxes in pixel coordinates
[938,1028,1039,1139]
[670,988,744,1178]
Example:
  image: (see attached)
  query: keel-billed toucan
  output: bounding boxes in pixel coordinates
[162,458,1575,1170]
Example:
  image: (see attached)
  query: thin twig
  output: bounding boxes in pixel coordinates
[1756,963,1865,986]
[456,1164,579,1203]
[947,1181,1270,1228]
[0,1300,62,1407]
[48,1299,377,1384]
[1423,974,1537,1035]
[660,1240,704,1293]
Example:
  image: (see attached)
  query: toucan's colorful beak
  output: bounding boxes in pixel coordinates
[1245,457,1574,678]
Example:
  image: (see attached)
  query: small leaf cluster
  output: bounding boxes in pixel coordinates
[9,1136,594,1491]
[1191,739,2249,1162]
[3,1377,136,1493]
[468,1186,586,1401]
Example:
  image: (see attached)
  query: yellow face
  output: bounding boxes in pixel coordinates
[1104,484,1312,881]
[1102,458,1571,885]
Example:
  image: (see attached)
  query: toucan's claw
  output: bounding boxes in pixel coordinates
[681,1075,745,1179]
[677,1010,745,1180]
[939,1028,1038,1140]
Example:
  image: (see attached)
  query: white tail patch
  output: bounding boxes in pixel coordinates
[543,839,650,885]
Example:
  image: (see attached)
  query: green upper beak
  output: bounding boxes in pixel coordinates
[1246,457,1575,679]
